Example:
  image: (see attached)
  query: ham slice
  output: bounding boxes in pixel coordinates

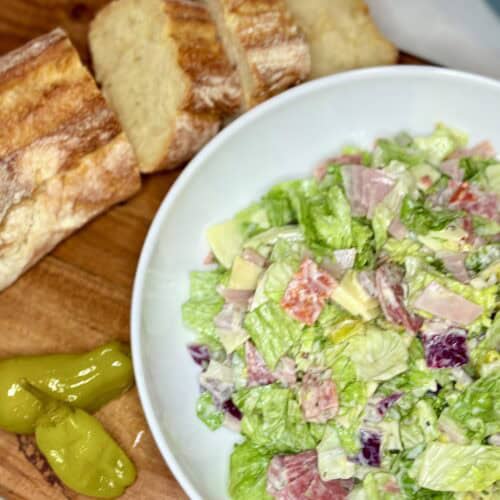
[267,450,352,500]
[299,370,339,423]
[281,258,336,325]
[218,286,253,308]
[242,248,267,267]
[245,341,276,387]
[375,263,423,333]
[413,281,483,326]
[439,158,463,182]
[438,252,470,283]
[388,217,408,240]
[214,303,245,330]
[448,140,496,160]
[342,165,395,218]
[314,155,363,182]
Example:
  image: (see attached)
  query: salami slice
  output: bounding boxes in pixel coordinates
[281,258,336,325]
[267,450,352,500]
[375,263,423,333]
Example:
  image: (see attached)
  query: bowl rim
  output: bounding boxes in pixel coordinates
[130,64,500,499]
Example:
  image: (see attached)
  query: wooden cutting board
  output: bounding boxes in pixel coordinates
[0,2,428,499]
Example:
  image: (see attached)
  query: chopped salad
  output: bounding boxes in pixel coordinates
[182,124,500,499]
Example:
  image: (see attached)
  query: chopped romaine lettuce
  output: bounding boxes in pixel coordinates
[400,400,438,449]
[410,442,500,492]
[233,385,320,453]
[317,425,356,480]
[414,123,468,164]
[343,328,409,382]
[182,270,226,350]
[400,195,462,235]
[196,392,224,430]
[465,244,500,273]
[229,440,272,500]
[251,261,296,310]
[244,302,302,369]
[440,370,500,443]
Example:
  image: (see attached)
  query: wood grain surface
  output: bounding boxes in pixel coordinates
[0,1,429,499]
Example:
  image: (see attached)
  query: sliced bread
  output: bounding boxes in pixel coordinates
[89,0,241,173]
[205,0,311,109]
[284,0,398,78]
[0,28,140,291]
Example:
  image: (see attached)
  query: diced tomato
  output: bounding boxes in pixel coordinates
[281,259,336,325]
[450,182,476,204]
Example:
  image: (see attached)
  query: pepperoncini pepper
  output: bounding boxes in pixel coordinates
[26,384,136,498]
[0,341,133,434]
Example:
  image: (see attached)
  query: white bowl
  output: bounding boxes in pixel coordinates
[131,66,500,500]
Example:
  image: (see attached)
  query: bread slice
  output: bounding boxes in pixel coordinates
[205,0,311,109]
[89,0,241,173]
[0,28,140,291]
[284,0,398,78]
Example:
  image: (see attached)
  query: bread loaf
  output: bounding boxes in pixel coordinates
[284,0,398,78]
[89,0,241,173]
[0,28,140,291]
[204,0,311,109]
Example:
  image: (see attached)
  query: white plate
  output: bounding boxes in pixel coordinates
[131,66,500,500]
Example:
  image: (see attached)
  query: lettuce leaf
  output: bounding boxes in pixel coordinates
[414,123,468,164]
[372,138,427,168]
[342,328,409,382]
[465,244,500,273]
[410,442,500,491]
[355,472,403,500]
[233,384,320,453]
[244,302,302,369]
[372,165,415,249]
[400,195,462,235]
[470,315,500,376]
[317,424,356,480]
[251,261,296,310]
[229,440,272,500]
[182,269,226,350]
[460,157,498,185]
[400,400,438,449]
[440,370,500,443]
[196,392,224,430]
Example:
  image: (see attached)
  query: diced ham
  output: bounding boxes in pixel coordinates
[388,217,408,240]
[358,270,378,298]
[267,450,352,500]
[375,263,423,333]
[438,252,470,283]
[218,286,253,308]
[281,258,336,325]
[342,165,395,218]
[448,140,496,160]
[314,164,328,182]
[274,357,297,387]
[242,248,267,268]
[203,251,215,265]
[245,341,276,387]
[413,281,483,326]
[449,182,499,222]
[439,158,464,182]
[299,370,339,423]
[214,303,245,331]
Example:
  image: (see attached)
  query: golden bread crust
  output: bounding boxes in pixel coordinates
[0,29,140,291]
